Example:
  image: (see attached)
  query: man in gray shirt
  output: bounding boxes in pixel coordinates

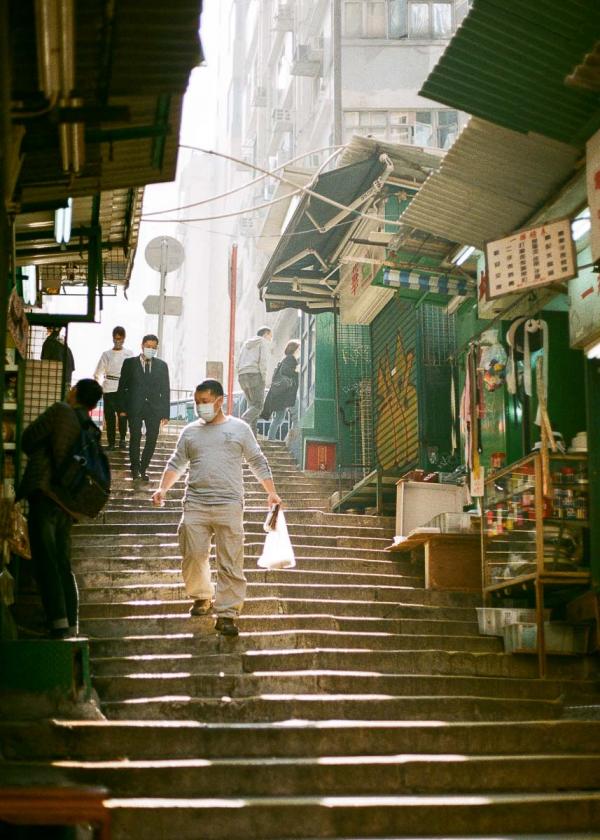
[152,379,282,636]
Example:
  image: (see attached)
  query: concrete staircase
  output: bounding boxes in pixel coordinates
[2,431,600,838]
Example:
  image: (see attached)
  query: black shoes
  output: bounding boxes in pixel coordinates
[140,472,150,482]
[189,598,213,616]
[119,439,127,450]
[215,616,239,637]
[105,444,115,452]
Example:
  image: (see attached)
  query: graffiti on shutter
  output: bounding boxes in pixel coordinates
[371,297,419,471]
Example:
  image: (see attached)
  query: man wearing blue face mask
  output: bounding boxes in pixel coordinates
[152,379,282,637]
[117,334,171,482]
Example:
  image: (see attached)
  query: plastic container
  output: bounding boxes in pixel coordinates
[427,512,475,533]
[503,622,589,655]
[476,607,551,637]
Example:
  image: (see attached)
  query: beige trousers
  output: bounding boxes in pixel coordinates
[178,503,246,618]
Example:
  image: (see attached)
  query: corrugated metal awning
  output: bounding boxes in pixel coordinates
[419,0,600,146]
[400,118,581,249]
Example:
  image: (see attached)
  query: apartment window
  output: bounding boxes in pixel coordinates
[344,0,454,39]
[344,109,459,149]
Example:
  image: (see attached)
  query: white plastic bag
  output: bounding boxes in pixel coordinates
[257,508,295,569]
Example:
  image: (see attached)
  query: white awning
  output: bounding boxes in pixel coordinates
[400,118,581,249]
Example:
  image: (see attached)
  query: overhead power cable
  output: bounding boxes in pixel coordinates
[143,144,346,216]
[140,145,402,228]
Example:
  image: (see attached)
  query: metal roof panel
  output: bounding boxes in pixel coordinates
[419,0,600,145]
[400,118,581,248]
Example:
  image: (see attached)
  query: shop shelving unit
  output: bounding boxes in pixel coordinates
[482,451,591,676]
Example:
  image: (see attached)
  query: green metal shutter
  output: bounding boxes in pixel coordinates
[370,296,419,472]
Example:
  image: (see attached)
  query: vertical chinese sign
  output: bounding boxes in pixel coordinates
[587,128,600,264]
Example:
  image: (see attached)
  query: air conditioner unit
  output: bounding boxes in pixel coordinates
[253,85,267,107]
[239,217,256,235]
[272,2,293,31]
[271,108,293,131]
[291,44,322,77]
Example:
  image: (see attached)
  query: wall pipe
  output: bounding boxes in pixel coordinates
[227,243,238,414]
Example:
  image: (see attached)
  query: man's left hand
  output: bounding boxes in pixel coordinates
[267,492,282,508]
[160,418,169,426]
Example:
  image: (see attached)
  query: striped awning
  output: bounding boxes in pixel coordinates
[375,268,474,298]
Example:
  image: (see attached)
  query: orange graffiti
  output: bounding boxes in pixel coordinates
[375,333,418,470]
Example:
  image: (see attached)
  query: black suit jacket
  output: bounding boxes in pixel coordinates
[117,356,170,420]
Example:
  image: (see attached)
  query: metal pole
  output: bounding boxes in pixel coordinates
[157,237,167,357]
[332,0,343,146]
[227,243,238,413]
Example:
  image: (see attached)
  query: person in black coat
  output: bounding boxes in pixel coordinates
[41,327,75,395]
[262,340,300,441]
[117,334,170,481]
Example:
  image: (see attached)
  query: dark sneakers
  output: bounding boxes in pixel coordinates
[215,616,239,636]
[189,599,213,616]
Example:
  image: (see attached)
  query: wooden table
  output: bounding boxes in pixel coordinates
[0,786,110,839]
[387,532,482,592]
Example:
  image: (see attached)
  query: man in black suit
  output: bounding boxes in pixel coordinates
[117,334,170,482]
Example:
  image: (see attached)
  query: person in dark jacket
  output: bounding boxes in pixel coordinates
[17,378,103,638]
[117,334,170,482]
[41,327,75,393]
[262,340,300,441]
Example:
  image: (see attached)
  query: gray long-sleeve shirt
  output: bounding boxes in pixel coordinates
[165,416,272,507]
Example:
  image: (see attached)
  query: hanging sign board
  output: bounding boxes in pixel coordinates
[484,218,576,300]
[587,128,600,264]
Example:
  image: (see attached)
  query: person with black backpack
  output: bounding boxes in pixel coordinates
[261,340,300,442]
[17,378,109,639]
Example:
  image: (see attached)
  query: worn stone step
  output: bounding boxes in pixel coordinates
[94,658,595,701]
[92,669,582,703]
[99,792,600,839]
[87,631,503,659]
[74,568,425,591]
[72,555,414,577]
[4,719,598,762]
[88,648,599,681]
[79,614,485,639]
[79,598,478,622]
[5,753,600,798]
[77,584,477,610]
[100,693,563,723]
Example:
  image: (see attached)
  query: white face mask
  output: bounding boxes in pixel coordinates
[195,401,217,422]
[143,347,157,360]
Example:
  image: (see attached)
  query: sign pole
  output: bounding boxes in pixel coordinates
[157,237,168,357]
[227,243,238,414]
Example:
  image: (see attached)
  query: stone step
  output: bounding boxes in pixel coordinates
[90,516,394,539]
[95,791,600,839]
[4,719,598,762]
[87,631,503,659]
[78,598,478,621]
[72,555,413,576]
[5,754,600,798]
[73,568,425,590]
[88,648,599,681]
[79,614,486,639]
[100,693,563,723]
[92,669,593,704]
[77,583,479,609]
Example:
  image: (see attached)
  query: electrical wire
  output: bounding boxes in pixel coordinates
[142,144,346,216]
[140,145,402,228]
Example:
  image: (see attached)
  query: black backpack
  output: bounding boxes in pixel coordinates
[57,415,111,518]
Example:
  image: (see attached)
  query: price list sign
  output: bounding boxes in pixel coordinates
[485,218,576,300]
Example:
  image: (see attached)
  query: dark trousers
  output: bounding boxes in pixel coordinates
[128,409,161,475]
[27,493,77,631]
[103,391,127,446]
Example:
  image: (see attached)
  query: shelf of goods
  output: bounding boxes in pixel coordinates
[2,361,20,497]
[482,451,591,676]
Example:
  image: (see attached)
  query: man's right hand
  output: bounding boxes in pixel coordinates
[152,489,166,507]
[119,412,127,417]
